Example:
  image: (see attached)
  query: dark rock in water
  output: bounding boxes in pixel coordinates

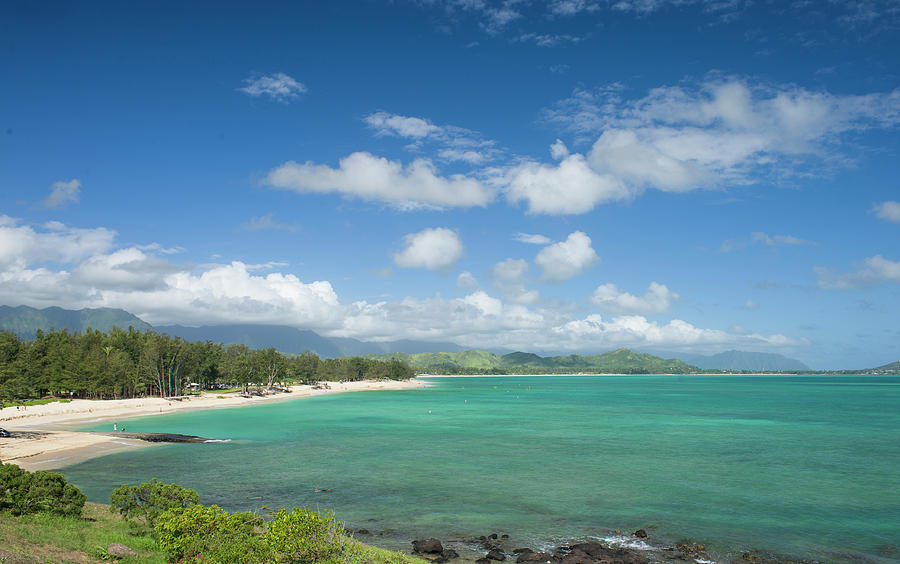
[413,538,444,554]
[512,548,533,555]
[441,549,460,559]
[355,528,370,535]
[124,432,213,443]
[107,543,137,557]
[480,536,488,542]
[489,533,499,540]
[516,551,555,563]
[476,559,493,564]
[486,548,506,560]
[502,534,510,539]
[633,529,648,539]
[560,543,648,564]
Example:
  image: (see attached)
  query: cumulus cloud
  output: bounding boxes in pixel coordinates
[456,270,479,289]
[490,258,540,304]
[513,232,552,245]
[393,227,464,272]
[266,152,495,209]
[536,78,900,212]
[873,201,900,223]
[42,179,81,208]
[591,282,678,314]
[237,73,306,102]
[534,231,599,281]
[0,217,809,357]
[816,255,900,289]
[504,153,631,214]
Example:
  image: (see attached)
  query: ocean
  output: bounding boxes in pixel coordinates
[62,375,900,563]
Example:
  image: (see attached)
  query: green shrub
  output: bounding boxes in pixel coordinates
[266,507,359,563]
[0,463,86,516]
[154,504,268,563]
[109,478,200,527]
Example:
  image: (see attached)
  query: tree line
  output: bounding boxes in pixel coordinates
[0,328,414,401]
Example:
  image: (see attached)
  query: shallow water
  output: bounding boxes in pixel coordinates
[62,375,900,562]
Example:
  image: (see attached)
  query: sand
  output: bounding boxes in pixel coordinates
[0,379,427,471]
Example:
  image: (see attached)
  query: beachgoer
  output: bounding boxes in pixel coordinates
[113,423,117,432]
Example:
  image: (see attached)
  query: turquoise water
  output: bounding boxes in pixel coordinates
[62,376,899,562]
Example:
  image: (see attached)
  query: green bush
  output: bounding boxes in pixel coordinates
[109,478,200,527]
[0,463,86,516]
[266,507,359,563]
[154,504,268,563]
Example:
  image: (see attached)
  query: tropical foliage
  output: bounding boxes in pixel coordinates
[0,328,414,401]
[0,463,86,517]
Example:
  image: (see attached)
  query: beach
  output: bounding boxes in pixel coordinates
[0,379,427,471]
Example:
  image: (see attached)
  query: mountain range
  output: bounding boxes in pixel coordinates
[1,304,886,372]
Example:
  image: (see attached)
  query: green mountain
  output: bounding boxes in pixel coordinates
[369,348,699,374]
[0,305,152,338]
[869,360,900,373]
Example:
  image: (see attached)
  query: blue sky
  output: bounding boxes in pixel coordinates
[1,0,898,368]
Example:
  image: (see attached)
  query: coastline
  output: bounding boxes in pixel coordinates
[0,378,427,471]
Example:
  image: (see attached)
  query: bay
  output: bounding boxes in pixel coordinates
[61,375,900,563]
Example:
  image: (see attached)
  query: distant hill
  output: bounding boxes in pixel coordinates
[0,305,152,338]
[674,350,810,372]
[370,348,699,374]
[869,360,900,374]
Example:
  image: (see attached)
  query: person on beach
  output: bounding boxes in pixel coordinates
[113,423,117,432]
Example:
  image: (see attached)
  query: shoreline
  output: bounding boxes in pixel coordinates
[0,378,427,471]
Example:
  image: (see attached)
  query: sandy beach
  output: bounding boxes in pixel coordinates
[0,379,426,471]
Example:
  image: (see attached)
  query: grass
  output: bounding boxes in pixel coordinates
[0,502,430,564]
[0,502,167,563]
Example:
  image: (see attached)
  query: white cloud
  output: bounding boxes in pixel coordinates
[490,258,540,305]
[42,179,81,208]
[238,73,306,102]
[456,270,479,289]
[266,152,495,209]
[591,282,678,314]
[816,255,900,289]
[242,213,299,232]
[751,232,818,246]
[0,217,809,358]
[549,139,569,160]
[364,111,501,163]
[744,299,759,310]
[873,201,900,223]
[514,33,583,47]
[538,79,900,212]
[365,111,440,138]
[534,231,599,281]
[504,152,631,214]
[393,227,464,272]
[513,232,552,245]
[0,217,115,269]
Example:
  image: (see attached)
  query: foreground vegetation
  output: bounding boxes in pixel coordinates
[0,328,414,401]
[0,464,426,564]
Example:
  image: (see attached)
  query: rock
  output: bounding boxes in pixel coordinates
[107,543,137,558]
[413,538,444,554]
[633,529,648,539]
[502,534,510,539]
[477,559,493,564]
[564,543,648,564]
[486,548,506,560]
[512,548,533,554]
[557,549,594,564]
[517,551,555,564]
[356,528,370,535]
[441,549,460,559]
[489,533,499,540]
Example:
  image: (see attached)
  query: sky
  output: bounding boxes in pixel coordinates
[1,0,898,369]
